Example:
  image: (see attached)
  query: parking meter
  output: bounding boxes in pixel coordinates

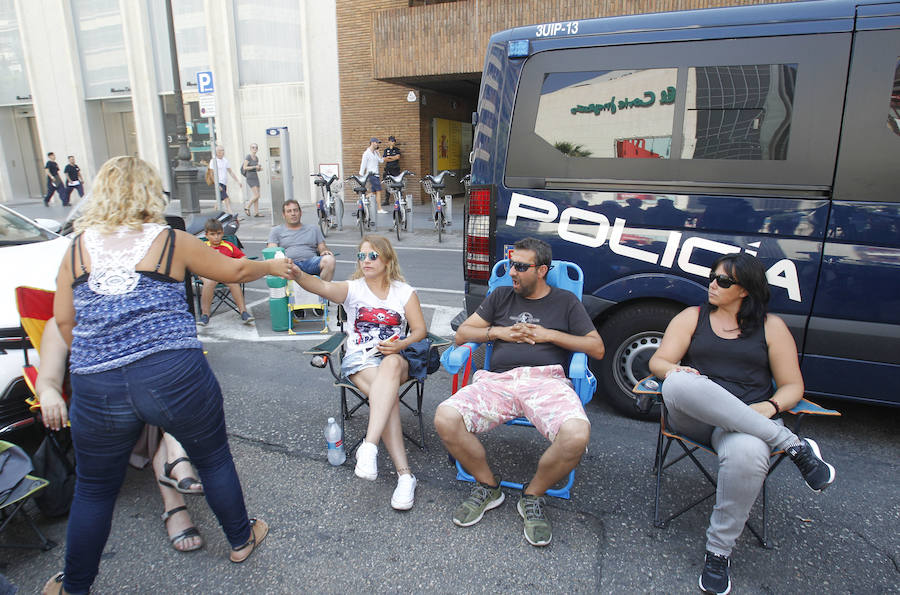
[266,126,293,222]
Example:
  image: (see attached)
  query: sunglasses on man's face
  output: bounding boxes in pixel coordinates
[709,273,739,289]
[357,251,379,262]
[509,260,539,273]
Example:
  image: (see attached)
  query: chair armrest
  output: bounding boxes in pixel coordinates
[427,332,452,349]
[568,352,597,405]
[440,342,480,374]
[303,331,347,356]
[786,398,841,417]
[568,352,589,380]
[633,375,663,396]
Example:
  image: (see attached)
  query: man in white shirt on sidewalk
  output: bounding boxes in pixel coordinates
[359,137,386,213]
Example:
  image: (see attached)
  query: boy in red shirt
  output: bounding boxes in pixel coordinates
[198,219,255,326]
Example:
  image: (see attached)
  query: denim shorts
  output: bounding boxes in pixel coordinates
[341,348,382,378]
[294,256,322,275]
[368,175,382,192]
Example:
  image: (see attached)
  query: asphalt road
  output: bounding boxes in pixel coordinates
[2,198,898,593]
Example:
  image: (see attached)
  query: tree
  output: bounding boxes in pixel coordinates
[553,141,592,157]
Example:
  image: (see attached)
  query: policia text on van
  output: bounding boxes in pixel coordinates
[462,0,900,417]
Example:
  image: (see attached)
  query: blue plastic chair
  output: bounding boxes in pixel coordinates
[440,259,597,499]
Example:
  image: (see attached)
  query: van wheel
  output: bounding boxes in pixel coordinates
[594,303,681,420]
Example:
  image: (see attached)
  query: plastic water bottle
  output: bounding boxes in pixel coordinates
[324,418,346,466]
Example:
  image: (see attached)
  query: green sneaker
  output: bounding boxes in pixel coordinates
[452,478,505,527]
[517,494,552,546]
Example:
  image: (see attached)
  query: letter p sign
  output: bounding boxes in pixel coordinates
[197,71,214,94]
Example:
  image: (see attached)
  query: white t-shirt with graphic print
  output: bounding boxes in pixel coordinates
[343,277,414,357]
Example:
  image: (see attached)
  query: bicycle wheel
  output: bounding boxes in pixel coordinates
[394,210,401,241]
[334,195,345,231]
[318,209,328,238]
[357,204,365,238]
[437,211,444,243]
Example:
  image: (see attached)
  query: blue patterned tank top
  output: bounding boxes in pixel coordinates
[69,224,201,374]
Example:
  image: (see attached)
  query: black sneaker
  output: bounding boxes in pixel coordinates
[699,551,731,595]
[786,438,835,492]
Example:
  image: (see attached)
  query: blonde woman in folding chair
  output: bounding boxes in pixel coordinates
[36,317,206,554]
[289,234,427,510]
[649,253,835,595]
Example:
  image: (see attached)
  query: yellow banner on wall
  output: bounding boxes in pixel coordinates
[434,118,462,171]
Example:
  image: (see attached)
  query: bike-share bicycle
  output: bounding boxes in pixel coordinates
[421,170,455,243]
[385,170,415,241]
[311,173,344,237]
[347,173,377,237]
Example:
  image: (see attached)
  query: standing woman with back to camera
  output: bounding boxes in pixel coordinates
[44,156,292,595]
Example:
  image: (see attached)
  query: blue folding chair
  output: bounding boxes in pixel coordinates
[440,259,597,499]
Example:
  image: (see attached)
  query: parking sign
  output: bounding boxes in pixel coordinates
[196,71,214,94]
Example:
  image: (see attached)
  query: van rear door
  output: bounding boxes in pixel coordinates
[806,4,900,405]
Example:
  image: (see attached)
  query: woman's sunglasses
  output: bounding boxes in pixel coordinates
[709,273,738,289]
[357,251,379,262]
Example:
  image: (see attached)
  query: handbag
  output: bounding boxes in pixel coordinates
[205,167,215,186]
[31,432,76,517]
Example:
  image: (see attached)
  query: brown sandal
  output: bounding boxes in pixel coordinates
[42,572,65,594]
[230,518,269,563]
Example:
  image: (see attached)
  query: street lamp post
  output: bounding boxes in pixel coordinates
[165,0,199,214]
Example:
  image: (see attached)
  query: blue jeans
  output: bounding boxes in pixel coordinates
[293,255,323,275]
[64,349,250,594]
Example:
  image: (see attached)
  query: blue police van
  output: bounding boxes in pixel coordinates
[462,0,900,417]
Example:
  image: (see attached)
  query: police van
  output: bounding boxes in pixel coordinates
[463,0,900,416]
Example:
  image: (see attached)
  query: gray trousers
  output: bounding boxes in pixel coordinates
[661,371,798,556]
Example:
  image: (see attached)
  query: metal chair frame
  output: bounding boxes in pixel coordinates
[305,306,449,455]
[633,375,840,548]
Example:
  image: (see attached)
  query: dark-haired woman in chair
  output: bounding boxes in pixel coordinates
[649,253,835,595]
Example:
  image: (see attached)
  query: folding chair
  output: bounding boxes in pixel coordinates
[633,375,841,548]
[0,441,55,551]
[440,259,597,500]
[192,233,254,317]
[286,280,329,335]
[14,287,78,517]
[305,305,450,455]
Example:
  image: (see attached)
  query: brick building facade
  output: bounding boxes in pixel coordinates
[336,0,795,203]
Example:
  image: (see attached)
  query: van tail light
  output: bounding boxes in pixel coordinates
[465,186,493,281]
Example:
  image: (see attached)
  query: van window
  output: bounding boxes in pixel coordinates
[537,69,677,159]
[833,29,900,202]
[506,34,849,193]
[682,64,797,160]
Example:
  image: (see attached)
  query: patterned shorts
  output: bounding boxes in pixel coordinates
[440,364,589,441]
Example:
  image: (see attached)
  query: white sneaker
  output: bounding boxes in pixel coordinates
[391,474,417,510]
[354,441,378,480]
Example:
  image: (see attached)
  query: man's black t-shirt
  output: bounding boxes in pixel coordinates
[475,286,595,373]
[382,146,401,176]
[64,164,80,183]
[45,161,60,178]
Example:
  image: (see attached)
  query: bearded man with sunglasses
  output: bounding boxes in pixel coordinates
[434,237,605,547]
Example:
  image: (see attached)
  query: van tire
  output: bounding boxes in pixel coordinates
[594,303,682,420]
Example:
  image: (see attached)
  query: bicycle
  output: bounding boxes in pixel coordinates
[385,170,415,241]
[347,173,377,238]
[311,173,344,237]
[421,170,455,243]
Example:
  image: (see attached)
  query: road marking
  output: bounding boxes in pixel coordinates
[325,242,462,253]
[196,302,460,343]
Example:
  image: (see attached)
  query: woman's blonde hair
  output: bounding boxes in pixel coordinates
[351,235,405,283]
[75,156,167,232]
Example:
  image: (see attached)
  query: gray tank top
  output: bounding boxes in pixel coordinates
[684,304,774,404]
